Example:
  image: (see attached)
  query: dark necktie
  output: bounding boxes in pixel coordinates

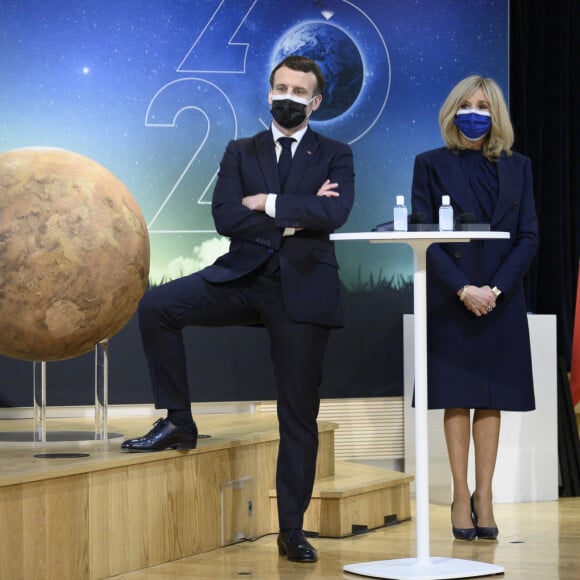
[277,137,295,192]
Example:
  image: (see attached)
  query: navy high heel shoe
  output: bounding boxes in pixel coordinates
[471,493,499,540]
[451,502,477,541]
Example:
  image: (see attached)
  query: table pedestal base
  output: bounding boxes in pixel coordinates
[344,556,504,579]
[331,231,510,580]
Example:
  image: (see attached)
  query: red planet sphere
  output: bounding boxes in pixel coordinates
[0,147,150,361]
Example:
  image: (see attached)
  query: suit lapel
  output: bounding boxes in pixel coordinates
[255,131,279,193]
[256,127,319,195]
[491,155,517,226]
[440,150,476,215]
[284,128,318,195]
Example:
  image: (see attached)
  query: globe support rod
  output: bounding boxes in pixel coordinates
[33,361,47,442]
[94,339,109,440]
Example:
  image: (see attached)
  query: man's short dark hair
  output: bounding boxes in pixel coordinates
[269,55,325,95]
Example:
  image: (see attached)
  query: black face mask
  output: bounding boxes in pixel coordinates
[270,95,314,129]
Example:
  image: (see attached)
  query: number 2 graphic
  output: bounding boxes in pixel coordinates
[145,0,257,233]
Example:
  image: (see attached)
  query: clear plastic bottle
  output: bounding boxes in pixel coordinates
[438,195,454,231]
[393,195,408,231]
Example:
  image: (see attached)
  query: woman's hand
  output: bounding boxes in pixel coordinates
[459,285,497,317]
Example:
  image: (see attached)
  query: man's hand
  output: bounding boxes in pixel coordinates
[242,181,338,231]
[242,193,268,212]
[317,179,340,197]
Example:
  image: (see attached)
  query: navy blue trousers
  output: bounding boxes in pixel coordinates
[138,266,330,530]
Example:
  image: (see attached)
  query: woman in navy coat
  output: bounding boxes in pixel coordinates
[411,75,539,541]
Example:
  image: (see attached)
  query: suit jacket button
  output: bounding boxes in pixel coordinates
[454,250,461,258]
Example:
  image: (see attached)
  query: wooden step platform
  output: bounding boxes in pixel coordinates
[271,460,413,537]
[0,410,412,579]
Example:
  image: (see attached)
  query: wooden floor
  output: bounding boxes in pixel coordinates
[107,498,580,579]
[2,410,580,580]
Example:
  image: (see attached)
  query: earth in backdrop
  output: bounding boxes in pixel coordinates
[272,22,364,121]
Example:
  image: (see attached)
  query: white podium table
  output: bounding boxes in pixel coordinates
[330,230,509,580]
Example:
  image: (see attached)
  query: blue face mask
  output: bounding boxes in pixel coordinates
[454,109,491,141]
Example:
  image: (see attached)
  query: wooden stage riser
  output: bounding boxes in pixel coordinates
[304,484,411,537]
[0,431,335,580]
[270,460,413,538]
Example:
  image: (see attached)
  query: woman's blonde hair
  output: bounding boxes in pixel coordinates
[439,75,514,160]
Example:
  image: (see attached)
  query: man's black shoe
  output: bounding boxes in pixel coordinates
[277,529,318,562]
[121,418,197,452]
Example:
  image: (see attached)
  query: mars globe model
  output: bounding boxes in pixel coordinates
[0,147,150,361]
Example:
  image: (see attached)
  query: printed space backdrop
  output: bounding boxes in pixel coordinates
[0,0,508,406]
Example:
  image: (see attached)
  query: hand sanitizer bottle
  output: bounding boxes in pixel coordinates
[439,195,454,231]
[393,195,408,231]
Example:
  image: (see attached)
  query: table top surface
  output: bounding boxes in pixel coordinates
[330,230,510,241]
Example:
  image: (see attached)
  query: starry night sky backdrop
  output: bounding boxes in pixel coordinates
[0,0,508,286]
[0,0,509,405]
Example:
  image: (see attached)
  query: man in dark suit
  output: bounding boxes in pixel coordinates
[121,55,355,562]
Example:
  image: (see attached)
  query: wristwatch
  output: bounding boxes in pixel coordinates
[491,286,502,298]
